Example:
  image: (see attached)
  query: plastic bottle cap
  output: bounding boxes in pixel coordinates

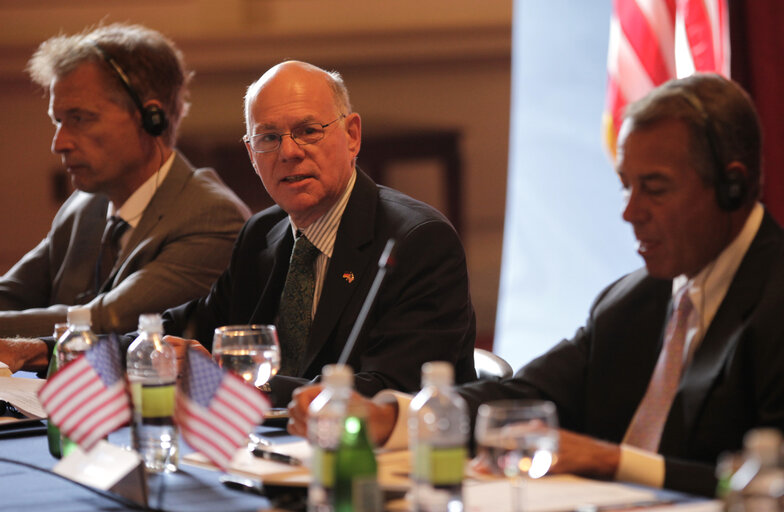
[422,361,454,386]
[322,364,353,388]
[744,428,782,466]
[138,313,164,333]
[66,306,91,327]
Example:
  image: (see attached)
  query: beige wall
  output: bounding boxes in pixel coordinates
[0,0,511,342]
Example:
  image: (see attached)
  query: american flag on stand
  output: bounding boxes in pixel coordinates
[603,0,729,158]
[38,334,131,451]
[174,348,270,471]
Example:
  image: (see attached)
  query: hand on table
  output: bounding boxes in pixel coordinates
[471,428,621,480]
[0,337,48,373]
[163,335,211,377]
[287,385,398,446]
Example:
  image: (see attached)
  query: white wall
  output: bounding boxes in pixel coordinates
[495,0,640,369]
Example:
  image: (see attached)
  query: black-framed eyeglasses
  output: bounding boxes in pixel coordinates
[243,114,347,153]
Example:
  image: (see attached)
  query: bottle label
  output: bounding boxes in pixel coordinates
[351,476,381,512]
[312,446,335,487]
[131,382,175,418]
[414,445,467,485]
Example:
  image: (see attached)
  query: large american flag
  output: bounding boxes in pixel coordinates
[174,348,270,470]
[603,0,729,158]
[38,335,131,451]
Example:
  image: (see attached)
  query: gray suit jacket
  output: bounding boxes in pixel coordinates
[0,152,250,337]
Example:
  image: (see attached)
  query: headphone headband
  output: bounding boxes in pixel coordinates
[679,89,745,211]
[88,40,167,137]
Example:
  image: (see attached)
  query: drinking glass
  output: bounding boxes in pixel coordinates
[213,324,281,388]
[213,325,281,448]
[474,400,559,512]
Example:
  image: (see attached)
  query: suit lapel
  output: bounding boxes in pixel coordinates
[109,152,193,285]
[250,217,294,324]
[303,171,378,371]
[69,194,111,303]
[663,212,783,452]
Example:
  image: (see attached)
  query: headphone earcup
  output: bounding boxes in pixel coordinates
[716,169,746,211]
[142,105,167,137]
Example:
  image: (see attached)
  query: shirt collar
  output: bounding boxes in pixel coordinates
[107,152,175,227]
[289,169,356,258]
[672,202,765,327]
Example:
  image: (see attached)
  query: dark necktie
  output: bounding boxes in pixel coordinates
[277,233,320,376]
[623,286,694,451]
[95,216,130,294]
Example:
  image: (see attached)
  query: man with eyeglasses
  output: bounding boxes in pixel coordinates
[289,73,784,497]
[159,60,477,406]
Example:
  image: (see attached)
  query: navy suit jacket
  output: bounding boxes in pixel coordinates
[164,170,477,406]
[457,211,784,497]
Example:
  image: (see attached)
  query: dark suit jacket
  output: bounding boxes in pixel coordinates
[163,170,476,406]
[0,152,250,338]
[457,211,784,497]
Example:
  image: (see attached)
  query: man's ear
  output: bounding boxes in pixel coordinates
[244,140,261,175]
[344,112,362,159]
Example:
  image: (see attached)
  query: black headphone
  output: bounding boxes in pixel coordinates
[89,41,168,137]
[680,90,746,211]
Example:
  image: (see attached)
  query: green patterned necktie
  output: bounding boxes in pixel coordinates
[277,233,320,376]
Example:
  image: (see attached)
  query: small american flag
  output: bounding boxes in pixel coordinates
[174,347,270,470]
[38,334,131,450]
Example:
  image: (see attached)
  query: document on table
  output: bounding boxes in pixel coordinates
[183,440,413,491]
[463,475,675,512]
[183,439,311,486]
[0,375,46,420]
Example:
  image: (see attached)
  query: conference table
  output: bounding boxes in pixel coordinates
[0,373,719,512]
[0,421,303,511]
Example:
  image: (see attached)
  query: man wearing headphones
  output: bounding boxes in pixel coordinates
[0,23,250,370]
[289,73,784,497]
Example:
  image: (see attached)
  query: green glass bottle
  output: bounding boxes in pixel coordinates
[46,322,69,459]
[57,307,97,458]
[334,404,381,512]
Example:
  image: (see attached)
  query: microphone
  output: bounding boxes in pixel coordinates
[337,239,396,365]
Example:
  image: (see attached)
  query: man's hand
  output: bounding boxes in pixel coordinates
[163,335,211,376]
[287,385,399,446]
[0,337,49,373]
[287,384,324,438]
[549,429,621,479]
[472,428,621,480]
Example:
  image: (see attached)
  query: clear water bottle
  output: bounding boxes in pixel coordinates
[46,322,69,458]
[308,364,353,512]
[126,313,178,473]
[726,428,784,512]
[408,361,469,512]
[56,307,98,457]
[334,384,381,512]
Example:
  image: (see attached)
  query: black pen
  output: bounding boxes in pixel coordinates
[251,446,303,466]
[0,400,25,418]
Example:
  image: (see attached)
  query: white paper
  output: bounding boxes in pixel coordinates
[182,439,312,485]
[0,375,46,418]
[464,475,658,512]
[53,440,143,490]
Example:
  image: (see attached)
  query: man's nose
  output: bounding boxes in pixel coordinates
[621,188,647,225]
[278,134,305,160]
[51,125,74,154]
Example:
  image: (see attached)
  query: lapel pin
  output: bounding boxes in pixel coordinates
[342,272,355,283]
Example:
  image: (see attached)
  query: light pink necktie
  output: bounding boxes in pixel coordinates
[623,287,694,452]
